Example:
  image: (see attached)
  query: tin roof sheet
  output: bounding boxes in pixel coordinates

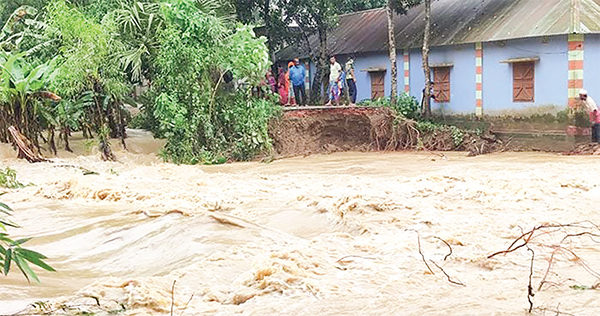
[278,0,600,60]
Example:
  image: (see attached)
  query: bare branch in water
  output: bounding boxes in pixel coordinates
[179,293,195,316]
[526,246,535,313]
[335,255,376,263]
[434,236,453,261]
[429,260,465,286]
[171,280,176,316]
[415,232,435,275]
[489,221,600,314]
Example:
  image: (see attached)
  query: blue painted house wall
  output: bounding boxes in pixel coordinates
[481,36,568,114]
[585,34,600,96]
[353,53,396,101]
[304,35,584,115]
[407,44,475,114]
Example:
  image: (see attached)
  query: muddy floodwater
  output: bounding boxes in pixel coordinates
[1,130,600,315]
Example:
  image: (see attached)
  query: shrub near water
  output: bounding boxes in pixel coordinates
[0,168,25,189]
[151,0,276,164]
[360,93,421,120]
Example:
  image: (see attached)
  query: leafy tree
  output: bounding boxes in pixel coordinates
[282,0,338,103]
[44,0,130,159]
[73,0,134,22]
[338,0,387,12]
[0,0,278,164]
[232,0,289,62]
[0,0,48,24]
[152,0,274,164]
[111,1,163,83]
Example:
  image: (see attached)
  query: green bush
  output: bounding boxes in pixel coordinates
[360,93,420,120]
[416,121,465,147]
[0,168,25,189]
[150,0,275,164]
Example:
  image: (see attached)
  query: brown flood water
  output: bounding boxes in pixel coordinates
[1,130,600,315]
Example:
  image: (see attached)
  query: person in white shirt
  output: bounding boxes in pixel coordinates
[578,89,600,142]
[326,56,342,106]
[578,89,597,112]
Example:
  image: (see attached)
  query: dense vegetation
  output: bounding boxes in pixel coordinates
[0,0,277,164]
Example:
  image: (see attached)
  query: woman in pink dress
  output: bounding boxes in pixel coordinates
[277,67,288,105]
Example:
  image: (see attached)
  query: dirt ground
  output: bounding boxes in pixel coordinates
[562,142,600,155]
[269,108,385,157]
[269,107,503,157]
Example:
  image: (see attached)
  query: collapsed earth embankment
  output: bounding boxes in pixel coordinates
[270,107,503,157]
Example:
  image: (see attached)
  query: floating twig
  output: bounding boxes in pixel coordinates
[179,293,194,316]
[538,249,558,291]
[415,233,435,275]
[526,246,535,313]
[335,255,376,263]
[434,236,453,261]
[429,260,465,286]
[171,280,176,316]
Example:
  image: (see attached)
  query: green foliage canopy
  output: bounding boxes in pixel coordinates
[152,0,275,164]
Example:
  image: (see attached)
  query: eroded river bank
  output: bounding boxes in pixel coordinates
[1,132,600,315]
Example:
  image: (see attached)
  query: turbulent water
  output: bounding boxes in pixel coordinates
[1,130,600,315]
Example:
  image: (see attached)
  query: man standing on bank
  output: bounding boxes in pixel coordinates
[345,56,357,105]
[579,89,600,143]
[326,56,343,106]
[289,58,307,106]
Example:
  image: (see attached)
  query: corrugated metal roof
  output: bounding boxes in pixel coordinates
[278,0,600,60]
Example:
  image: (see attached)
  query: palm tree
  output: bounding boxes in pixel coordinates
[112,1,163,83]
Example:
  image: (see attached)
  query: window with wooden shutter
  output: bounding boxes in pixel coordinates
[370,71,385,100]
[513,62,534,102]
[433,67,451,102]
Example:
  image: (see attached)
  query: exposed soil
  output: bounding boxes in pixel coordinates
[269,108,385,157]
[562,143,600,155]
[269,107,503,157]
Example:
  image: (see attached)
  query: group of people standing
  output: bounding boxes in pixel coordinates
[326,56,357,106]
[263,56,357,107]
[262,58,308,106]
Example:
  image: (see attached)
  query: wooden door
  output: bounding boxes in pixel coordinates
[370,71,385,100]
[433,67,451,102]
[513,62,534,102]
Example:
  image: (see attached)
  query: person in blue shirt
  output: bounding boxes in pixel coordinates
[289,58,307,106]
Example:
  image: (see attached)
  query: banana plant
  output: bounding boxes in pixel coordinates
[0,51,60,149]
[0,6,56,55]
[0,196,55,283]
[54,93,90,152]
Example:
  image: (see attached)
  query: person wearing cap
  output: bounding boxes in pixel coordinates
[578,89,600,143]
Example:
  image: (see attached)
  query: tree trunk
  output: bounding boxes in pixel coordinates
[8,126,48,163]
[48,128,57,156]
[422,0,432,118]
[311,26,328,105]
[62,127,73,152]
[386,1,398,104]
[263,0,275,64]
